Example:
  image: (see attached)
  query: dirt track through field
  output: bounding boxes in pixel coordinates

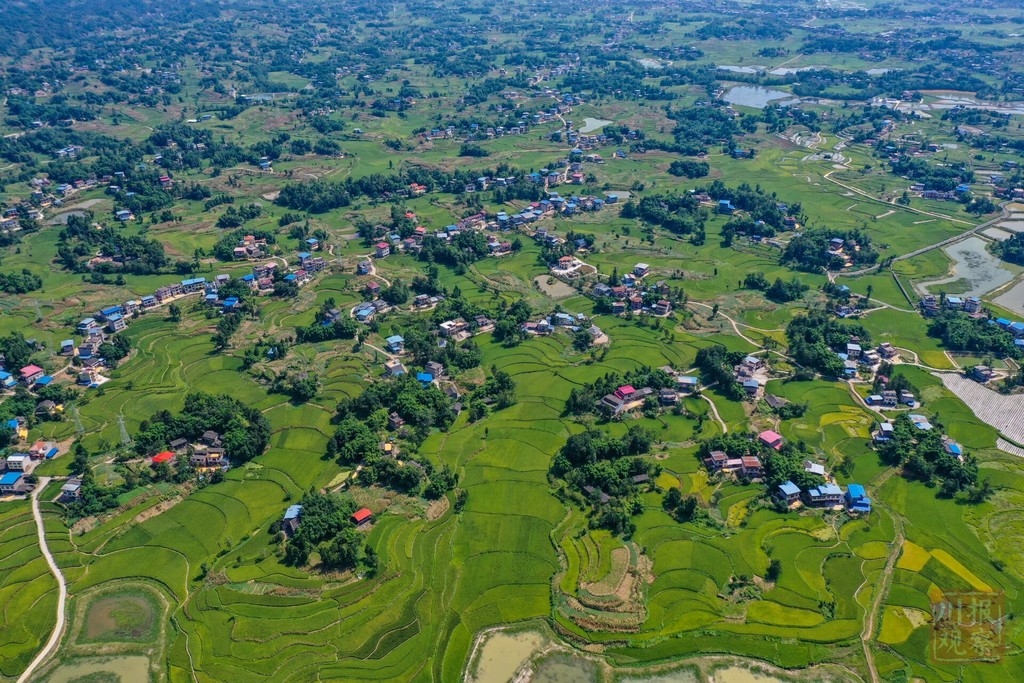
[18,477,68,683]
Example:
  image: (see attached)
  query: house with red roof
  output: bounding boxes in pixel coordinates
[20,365,45,385]
[614,385,635,400]
[151,451,176,465]
[758,430,784,450]
[351,507,373,526]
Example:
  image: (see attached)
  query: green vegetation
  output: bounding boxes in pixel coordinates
[3,0,1024,681]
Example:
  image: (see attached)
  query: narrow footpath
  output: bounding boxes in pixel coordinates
[18,477,68,683]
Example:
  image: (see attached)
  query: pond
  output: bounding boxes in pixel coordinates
[921,236,1014,298]
[469,630,545,683]
[578,117,613,133]
[723,86,799,109]
[713,667,785,683]
[45,656,151,683]
[717,65,762,74]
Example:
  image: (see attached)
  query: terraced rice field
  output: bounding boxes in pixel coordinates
[0,503,58,679]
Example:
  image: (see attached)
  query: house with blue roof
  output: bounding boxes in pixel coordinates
[717,200,735,214]
[98,305,123,320]
[996,317,1012,328]
[0,471,26,494]
[355,305,375,322]
[944,441,964,460]
[777,481,801,504]
[34,376,54,387]
[845,484,871,513]
[805,483,844,507]
[0,371,15,389]
[305,237,320,249]
[106,313,127,332]
[1010,322,1024,337]
[416,372,433,386]
[386,335,405,353]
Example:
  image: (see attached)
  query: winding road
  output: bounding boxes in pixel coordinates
[18,477,68,683]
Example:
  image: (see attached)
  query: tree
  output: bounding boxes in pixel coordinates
[168,303,181,322]
[766,559,782,582]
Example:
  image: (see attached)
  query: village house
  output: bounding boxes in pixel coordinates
[777,481,802,505]
[845,484,871,513]
[740,456,763,479]
[805,483,845,508]
[424,361,445,380]
[704,450,729,471]
[758,430,783,451]
[282,504,303,537]
[352,507,373,526]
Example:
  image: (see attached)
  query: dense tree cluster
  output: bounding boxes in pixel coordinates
[56,213,168,275]
[694,345,746,401]
[0,269,43,294]
[781,229,878,273]
[786,311,871,377]
[620,194,707,236]
[334,375,454,442]
[991,233,1024,266]
[877,414,989,500]
[667,159,710,179]
[550,426,657,536]
[927,311,1018,357]
[282,492,374,571]
[133,392,271,463]
[743,272,809,303]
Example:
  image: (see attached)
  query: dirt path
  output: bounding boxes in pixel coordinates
[18,477,68,683]
[687,302,762,348]
[860,505,904,683]
[701,395,728,433]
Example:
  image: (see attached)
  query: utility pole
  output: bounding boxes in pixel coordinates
[118,414,133,446]
[71,405,85,434]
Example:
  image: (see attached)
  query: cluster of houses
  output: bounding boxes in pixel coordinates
[824,237,869,269]
[598,371,699,418]
[735,355,770,398]
[775,480,872,513]
[589,263,672,316]
[920,294,983,317]
[149,430,230,471]
[701,429,872,513]
[522,311,605,342]
[0,440,60,496]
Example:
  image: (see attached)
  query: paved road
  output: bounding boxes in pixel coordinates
[18,477,68,683]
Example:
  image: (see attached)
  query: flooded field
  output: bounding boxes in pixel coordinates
[579,117,613,133]
[921,236,1013,298]
[712,667,785,683]
[469,630,545,683]
[532,653,600,683]
[43,656,151,683]
[994,279,1024,317]
[84,594,156,641]
[723,86,799,108]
